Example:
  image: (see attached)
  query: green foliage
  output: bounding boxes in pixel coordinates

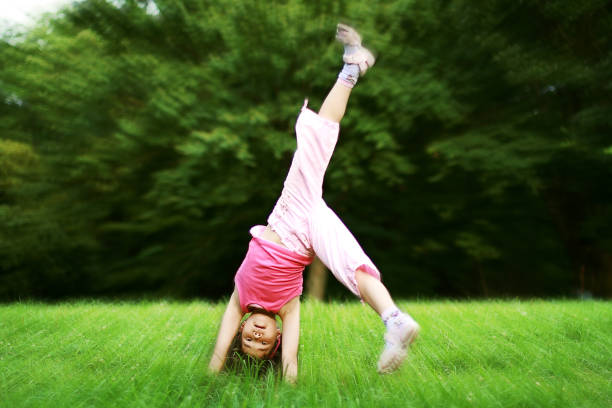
[1,0,611,299]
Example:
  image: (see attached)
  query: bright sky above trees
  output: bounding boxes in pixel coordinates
[0,1,158,26]
[1,0,74,24]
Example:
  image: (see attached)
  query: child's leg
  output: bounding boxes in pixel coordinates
[309,199,419,374]
[266,23,375,256]
[265,23,371,255]
[319,22,376,123]
[318,80,352,123]
[356,269,420,374]
[265,104,340,256]
[354,269,394,314]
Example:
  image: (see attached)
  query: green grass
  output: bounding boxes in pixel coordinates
[0,300,610,407]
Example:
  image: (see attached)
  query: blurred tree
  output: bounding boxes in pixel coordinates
[0,0,610,300]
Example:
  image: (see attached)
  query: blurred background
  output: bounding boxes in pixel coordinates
[1,0,611,301]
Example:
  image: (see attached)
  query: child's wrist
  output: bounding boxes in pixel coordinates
[283,362,298,384]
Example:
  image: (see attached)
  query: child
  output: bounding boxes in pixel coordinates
[208,23,419,383]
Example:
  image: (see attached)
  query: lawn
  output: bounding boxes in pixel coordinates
[0,300,610,407]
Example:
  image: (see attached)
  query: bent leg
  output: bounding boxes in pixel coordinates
[355,269,395,315]
[309,199,419,373]
[309,199,398,314]
[308,199,381,298]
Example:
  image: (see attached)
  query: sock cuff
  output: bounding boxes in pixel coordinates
[338,63,360,88]
[344,44,361,55]
[337,77,355,88]
[381,306,401,324]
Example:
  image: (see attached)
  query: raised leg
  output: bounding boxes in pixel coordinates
[307,24,418,374]
[318,80,352,123]
[318,23,376,123]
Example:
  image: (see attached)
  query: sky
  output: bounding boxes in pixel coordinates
[0,0,75,25]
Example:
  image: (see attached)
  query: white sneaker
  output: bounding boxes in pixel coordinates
[343,47,375,76]
[335,23,376,76]
[336,23,362,46]
[377,319,420,374]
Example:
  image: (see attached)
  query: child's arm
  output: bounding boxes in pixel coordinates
[279,296,300,384]
[208,288,243,373]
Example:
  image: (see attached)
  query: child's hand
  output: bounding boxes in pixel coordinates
[208,352,225,374]
[279,297,300,385]
[283,361,298,385]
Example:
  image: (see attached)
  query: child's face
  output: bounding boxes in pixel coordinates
[241,312,279,359]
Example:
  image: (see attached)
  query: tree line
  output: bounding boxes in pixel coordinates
[1,0,611,300]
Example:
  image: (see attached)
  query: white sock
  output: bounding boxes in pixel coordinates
[381,307,415,333]
[338,63,360,88]
[378,306,419,374]
[337,41,362,88]
[381,306,400,326]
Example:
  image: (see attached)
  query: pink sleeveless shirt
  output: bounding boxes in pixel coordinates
[234,225,313,313]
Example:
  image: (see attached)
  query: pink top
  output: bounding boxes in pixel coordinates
[234,225,313,313]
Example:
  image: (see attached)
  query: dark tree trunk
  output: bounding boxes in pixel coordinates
[305,257,328,300]
[543,183,612,298]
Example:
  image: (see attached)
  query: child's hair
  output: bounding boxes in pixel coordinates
[226,328,283,376]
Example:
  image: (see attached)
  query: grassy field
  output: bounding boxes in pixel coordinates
[0,300,610,407]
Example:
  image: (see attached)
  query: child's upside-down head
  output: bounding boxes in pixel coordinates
[240,309,281,359]
[229,308,282,367]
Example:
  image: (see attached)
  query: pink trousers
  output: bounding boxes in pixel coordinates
[267,101,381,297]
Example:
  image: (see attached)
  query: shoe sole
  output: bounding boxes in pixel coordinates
[377,323,420,374]
[343,46,376,75]
[336,23,362,46]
